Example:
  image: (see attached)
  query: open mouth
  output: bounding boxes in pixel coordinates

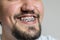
[15,14,38,24]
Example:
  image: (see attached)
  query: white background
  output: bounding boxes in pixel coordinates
[42,0,60,40]
[0,0,60,40]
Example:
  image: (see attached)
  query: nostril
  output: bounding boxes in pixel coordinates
[21,7,35,14]
[21,9,29,13]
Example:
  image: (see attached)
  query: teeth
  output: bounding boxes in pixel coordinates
[21,17,35,22]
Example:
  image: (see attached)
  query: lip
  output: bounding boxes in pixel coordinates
[16,14,38,24]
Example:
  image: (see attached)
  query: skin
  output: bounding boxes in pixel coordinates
[0,0,44,40]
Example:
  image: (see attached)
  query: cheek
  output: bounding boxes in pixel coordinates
[1,3,21,25]
[34,2,44,22]
[3,3,21,16]
[34,2,43,14]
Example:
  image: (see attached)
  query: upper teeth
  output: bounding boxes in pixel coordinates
[21,17,35,22]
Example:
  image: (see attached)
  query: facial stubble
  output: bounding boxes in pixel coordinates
[12,14,41,40]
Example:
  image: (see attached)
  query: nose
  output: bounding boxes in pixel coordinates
[21,2,34,11]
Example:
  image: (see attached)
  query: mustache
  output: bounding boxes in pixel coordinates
[14,10,40,19]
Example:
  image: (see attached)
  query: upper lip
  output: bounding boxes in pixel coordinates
[16,14,38,19]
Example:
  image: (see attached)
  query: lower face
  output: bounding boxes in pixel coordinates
[1,0,43,40]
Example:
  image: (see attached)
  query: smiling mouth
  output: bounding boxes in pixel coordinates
[14,13,38,24]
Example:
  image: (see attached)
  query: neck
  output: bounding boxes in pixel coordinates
[2,25,17,40]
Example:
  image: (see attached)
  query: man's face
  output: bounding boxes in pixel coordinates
[0,0,43,40]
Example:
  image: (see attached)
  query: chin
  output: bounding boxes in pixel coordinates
[12,25,41,40]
